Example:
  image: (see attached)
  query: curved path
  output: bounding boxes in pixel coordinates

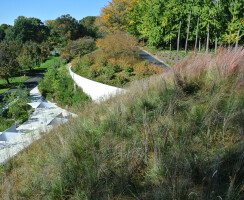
[139,49,170,70]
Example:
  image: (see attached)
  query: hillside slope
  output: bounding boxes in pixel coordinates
[0,48,243,200]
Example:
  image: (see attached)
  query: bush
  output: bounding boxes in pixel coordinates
[0,85,31,130]
[61,37,96,61]
[0,118,14,132]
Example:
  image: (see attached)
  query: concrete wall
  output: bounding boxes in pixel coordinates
[69,65,126,102]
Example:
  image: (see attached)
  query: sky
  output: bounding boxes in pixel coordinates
[0,0,109,25]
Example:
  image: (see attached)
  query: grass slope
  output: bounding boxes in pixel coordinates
[0,48,243,200]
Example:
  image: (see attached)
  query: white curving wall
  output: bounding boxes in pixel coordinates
[69,65,126,102]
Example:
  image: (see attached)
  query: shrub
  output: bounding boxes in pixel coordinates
[0,85,31,130]
[61,37,96,61]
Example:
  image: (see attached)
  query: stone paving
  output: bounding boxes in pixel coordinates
[0,87,76,164]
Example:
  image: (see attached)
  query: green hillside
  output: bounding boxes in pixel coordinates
[0,48,243,199]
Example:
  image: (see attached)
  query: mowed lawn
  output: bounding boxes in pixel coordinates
[34,56,60,70]
[0,76,30,95]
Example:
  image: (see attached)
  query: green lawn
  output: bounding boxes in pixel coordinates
[34,56,60,70]
[0,76,30,95]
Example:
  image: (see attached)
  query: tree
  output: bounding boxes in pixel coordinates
[96,31,139,57]
[79,16,98,38]
[5,16,48,44]
[17,42,42,72]
[224,0,244,50]
[46,14,82,45]
[98,0,134,33]
[0,29,4,42]
[98,0,244,51]
[185,10,192,53]
[0,42,20,84]
[56,14,80,40]
[0,24,11,42]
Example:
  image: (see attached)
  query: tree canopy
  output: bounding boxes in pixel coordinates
[99,0,244,50]
[5,16,48,44]
[0,42,20,84]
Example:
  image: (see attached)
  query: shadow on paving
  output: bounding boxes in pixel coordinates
[0,70,45,104]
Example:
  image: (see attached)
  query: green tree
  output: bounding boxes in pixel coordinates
[0,24,11,42]
[5,16,48,44]
[17,42,41,72]
[224,0,244,49]
[79,16,98,38]
[0,42,20,84]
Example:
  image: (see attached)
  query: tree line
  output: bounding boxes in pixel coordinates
[98,0,244,52]
[0,15,99,84]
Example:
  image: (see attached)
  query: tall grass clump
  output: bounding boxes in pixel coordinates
[0,48,243,199]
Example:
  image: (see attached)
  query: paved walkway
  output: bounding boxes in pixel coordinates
[0,86,76,164]
[139,50,170,70]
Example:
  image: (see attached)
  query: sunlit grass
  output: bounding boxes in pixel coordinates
[34,56,60,70]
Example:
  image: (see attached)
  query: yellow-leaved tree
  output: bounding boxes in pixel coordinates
[97,0,136,33]
[96,31,139,56]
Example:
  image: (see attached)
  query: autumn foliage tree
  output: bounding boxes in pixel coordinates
[96,31,139,56]
[97,0,135,33]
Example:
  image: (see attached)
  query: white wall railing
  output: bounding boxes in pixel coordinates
[69,65,126,102]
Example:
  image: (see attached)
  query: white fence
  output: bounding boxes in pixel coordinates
[69,65,126,102]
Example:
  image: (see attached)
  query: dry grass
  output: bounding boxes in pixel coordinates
[0,48,243,200]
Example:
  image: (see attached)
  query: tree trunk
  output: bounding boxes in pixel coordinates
[177,20,182,52]
[170,24,172,51]
[6,78,10,85]
[194,16,200,53]
[170,36,172,51]
[199,37,201,52]
[215,28,218,54]
[206,21,210,53]
[235,27,240,50]
[185,10,192,53]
